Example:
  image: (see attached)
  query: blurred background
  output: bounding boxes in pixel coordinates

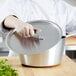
[0,0,6,7]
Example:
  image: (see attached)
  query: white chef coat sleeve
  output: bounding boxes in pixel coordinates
[65,3,76,34]
[0,0,23,23]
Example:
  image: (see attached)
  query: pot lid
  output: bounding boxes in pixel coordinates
[5,20,62,55]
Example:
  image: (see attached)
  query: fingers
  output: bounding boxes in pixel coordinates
[24,27,30,37]
[19,27,41,38]
[15,23,41,38]
[24,25,34,37]
[17,26,34,38]
[29,28,34,36]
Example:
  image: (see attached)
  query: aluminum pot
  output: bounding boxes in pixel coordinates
[19,38,65,67]
[5,20,75,67]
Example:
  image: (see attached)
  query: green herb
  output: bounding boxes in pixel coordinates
[0,59,18,76]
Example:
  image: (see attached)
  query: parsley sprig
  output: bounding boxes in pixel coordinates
[0,59,18,76]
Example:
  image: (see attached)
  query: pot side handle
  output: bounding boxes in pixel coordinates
[62,32,76,39]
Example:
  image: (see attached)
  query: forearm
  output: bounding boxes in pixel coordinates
[2,15,40,37]
[3,15,19,29]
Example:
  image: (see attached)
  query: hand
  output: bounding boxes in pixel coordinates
[4,15,41,38]
[14,20,41,38]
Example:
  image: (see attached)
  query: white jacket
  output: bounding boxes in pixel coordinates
[0,0,76,56]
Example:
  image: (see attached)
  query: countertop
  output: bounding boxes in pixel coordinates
[0,56,76,76]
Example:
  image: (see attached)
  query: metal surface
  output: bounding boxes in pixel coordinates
[19,38,65,67]
[5,20,62,55]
